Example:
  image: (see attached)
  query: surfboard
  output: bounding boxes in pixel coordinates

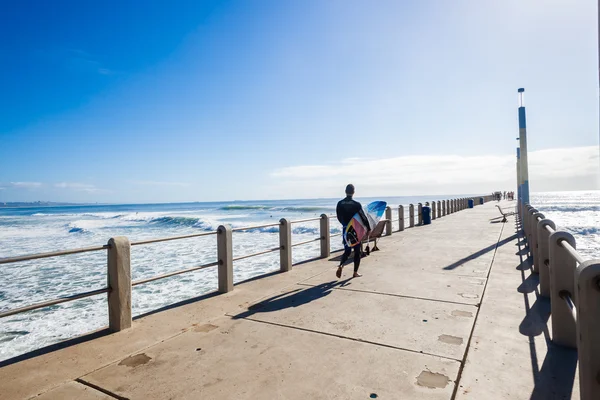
[343,201,387,247]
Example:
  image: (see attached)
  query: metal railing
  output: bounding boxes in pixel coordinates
[0,196,489,337]
[522,203,600,400]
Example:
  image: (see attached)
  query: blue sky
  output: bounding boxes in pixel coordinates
[1,0,598,203]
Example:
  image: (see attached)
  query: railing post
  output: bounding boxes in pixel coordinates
[575,260,600,400]
[437,201,441,218]
[409,204,415,227]
[549,231,577,348]
[107,236,132,332]
[279,218,292,272]
[523,204,531,237]
[537,219,555,298]
[217,225,233,293]
[432,201,437,220]
[320,214,330,258]
[398,205,404,231]
[385,206,392,236]
[528,208,537,271]
[418,203,423,225]
[442,200,446,216]
[531,212,544,274]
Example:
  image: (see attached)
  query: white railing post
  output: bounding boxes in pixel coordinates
[107,236,132,332]
[320,214,330,258]
[385,206,392,236]
[398,205,405,231]
[549,231,577,348]
[279,218,292,272]
[217,225,233,293]
[528,208,538,272]
[523,204,531,238]
[418,203,423,225]
[575,260,600,400]
[409,204,415,227]
[432,201,437,220]
[537,218,555,298]
[531,212,544,273]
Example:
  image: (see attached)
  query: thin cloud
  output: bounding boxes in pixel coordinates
[132,180,191,187]
[64,48,116,76]
[269,146,599,197]
[54,182,105,193]
[9,182,42,188]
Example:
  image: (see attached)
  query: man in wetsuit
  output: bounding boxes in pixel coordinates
[336,184,370,278]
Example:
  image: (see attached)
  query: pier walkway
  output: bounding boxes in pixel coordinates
[0,201,579,399]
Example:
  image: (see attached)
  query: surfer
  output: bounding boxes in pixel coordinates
[336,184,370,278]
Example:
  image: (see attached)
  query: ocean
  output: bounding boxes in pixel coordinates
[0,191,597,361]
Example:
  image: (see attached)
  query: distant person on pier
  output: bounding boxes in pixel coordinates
[336,184,370,279]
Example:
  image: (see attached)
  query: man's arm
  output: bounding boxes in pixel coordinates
[336,202,344,225]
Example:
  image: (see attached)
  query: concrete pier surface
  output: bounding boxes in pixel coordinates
[0,201,579,399]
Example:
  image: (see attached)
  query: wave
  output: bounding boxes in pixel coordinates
[33,212,125,219]
[568,227,600,236]
[68,227,87,234]
[538,206,600,213]
[219,205,334,213]
[219,205,271,211]
[279,206,334,213]
[147,216,217,231]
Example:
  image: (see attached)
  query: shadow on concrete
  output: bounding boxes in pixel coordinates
[518,297,550,337]
[233,279,352,320]
[529,344,578,400]
[517,273,540,294]
[135,291,221,319]
[443,234,517,270]
[0,328,111,368]
[514,221,578,400]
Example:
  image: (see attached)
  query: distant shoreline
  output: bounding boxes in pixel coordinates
[0,202,94,208]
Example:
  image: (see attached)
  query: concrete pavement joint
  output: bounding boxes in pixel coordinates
[237,315,464,363]
[450,218,506,400]
[296,282,481,307]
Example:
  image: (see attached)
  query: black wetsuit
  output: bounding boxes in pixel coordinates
[336,196,370,273]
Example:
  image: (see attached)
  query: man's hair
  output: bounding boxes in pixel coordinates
[345,184,355,195]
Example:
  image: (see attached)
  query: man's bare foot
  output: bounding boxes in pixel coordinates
[353,272,362,278]
[336,266,343,278]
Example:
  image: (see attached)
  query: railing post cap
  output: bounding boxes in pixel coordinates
[575,259,600,288]
[539,218,556,229]
[549,230,576,246]
[108,236,130,246]
[217,224,232,234]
